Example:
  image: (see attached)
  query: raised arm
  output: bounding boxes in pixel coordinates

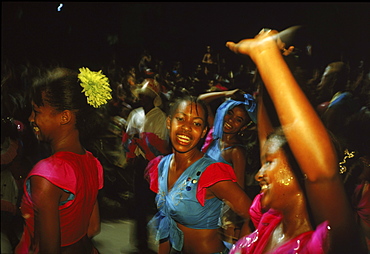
[227,28,337,180]
[198,89,241,104]
[198,89,241,127]
[255,84,274,153]
[226,27,367,253]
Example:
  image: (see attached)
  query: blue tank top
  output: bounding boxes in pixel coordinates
[148,154,224,251]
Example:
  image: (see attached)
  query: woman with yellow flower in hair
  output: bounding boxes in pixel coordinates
[15,67,112,254]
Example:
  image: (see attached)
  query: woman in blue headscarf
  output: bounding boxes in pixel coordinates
[198,88,257,246]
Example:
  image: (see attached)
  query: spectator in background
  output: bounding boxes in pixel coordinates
[202,45,217,79]
[1,62,33,253]
[138,49,153,78]
[1,117,28,252]
[315,61,350,108]
[122,79,170,254]
[199,88,258,246]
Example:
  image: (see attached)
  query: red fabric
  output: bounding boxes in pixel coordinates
[196,162,237,206]
[215,83,228,91]
[145,155,237,206]
[122,131,169,161]
[122,132,137,159]
[138,132,169,161]
[15,151,103,253]
[145,155,163,193]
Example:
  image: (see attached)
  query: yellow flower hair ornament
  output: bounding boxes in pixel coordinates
[78,67,112,108]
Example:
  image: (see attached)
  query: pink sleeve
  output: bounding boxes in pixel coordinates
[308,221,330,253]
[201,126,214,153]
[31,158,77,193]
[196,162,237,206]
[144,155,163,193]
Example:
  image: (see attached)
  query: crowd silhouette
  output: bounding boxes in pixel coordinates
[1,24,370,253]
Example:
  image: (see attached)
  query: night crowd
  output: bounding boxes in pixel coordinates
[1,26,370,254]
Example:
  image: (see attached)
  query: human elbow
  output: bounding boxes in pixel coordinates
[88,223,101,238]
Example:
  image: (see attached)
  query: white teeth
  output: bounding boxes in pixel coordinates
[224,122,232,129]
[177,134,190,142]
[261,185,268,190]
[33,126,40,132]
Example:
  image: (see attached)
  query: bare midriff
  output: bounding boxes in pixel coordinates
[177,223,225,254]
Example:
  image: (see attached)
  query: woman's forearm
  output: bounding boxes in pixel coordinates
[250,39,337,180]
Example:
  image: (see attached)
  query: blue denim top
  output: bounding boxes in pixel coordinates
[148,154,223,251]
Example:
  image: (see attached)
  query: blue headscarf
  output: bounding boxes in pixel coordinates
[213,93,257,140]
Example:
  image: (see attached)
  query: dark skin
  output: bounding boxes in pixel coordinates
[198,90,254,241]
[198,89,252,188]
[28,94,100,254]
[158,100,251,254]
[219,105,250,188]
[226,27,367,253]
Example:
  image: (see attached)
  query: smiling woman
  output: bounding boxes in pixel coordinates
[197,89,258,245]
[145,95,252,254]
[226,26,368,254]
[15,67,111,254]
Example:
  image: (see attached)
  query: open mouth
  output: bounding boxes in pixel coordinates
[176,134,191,145]
[259,180,269,193]
[224,122,232,130]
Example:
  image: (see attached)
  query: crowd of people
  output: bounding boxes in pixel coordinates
[1,25,370,254]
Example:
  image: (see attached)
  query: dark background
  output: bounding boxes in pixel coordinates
[2,2,370,74]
